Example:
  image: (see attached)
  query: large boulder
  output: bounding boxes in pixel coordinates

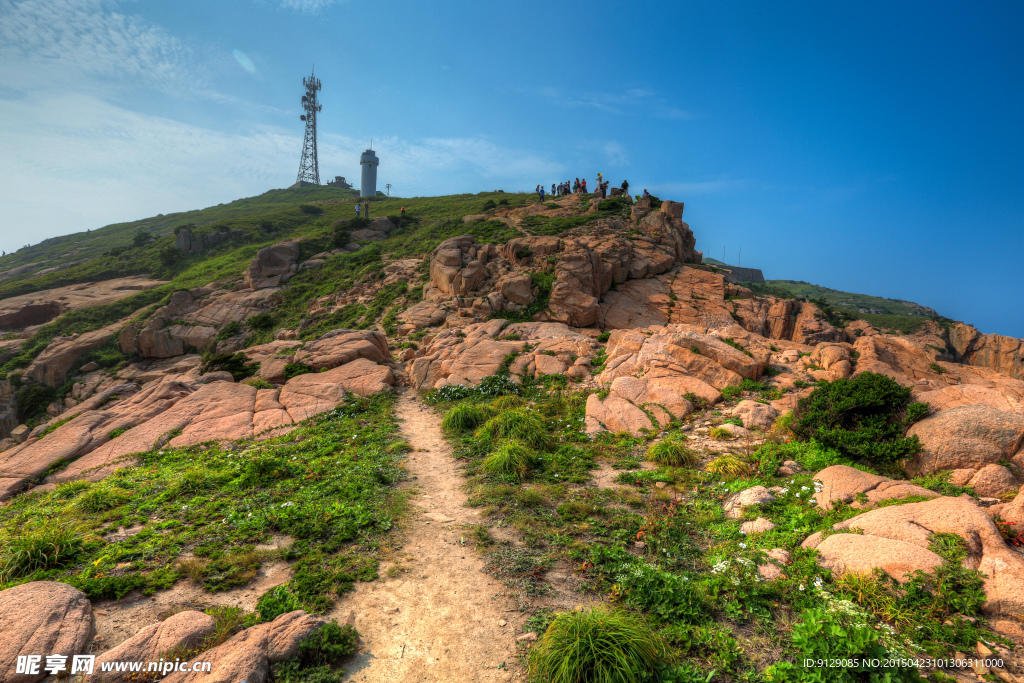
[967,464,1020,499]
[498,274,534,305]
[585,376,697,436]
[812,465,938,510]
[810,533,943,581]
[396,301,448,333]
[723,486,776,519]
[409,320,599,392]
[906,405,1024,476]
[279,358,395,421]
[732,400,779,431]
[949,323,1024,381]
[803,496,1024,618]
[428,235,492,298]
[0,582,93,683]
[599,325,765,389]
[245,240,301,290]
[162,611,324,683]
[25,324,121,387]
[94,611,216,683]
[247,329,391,384]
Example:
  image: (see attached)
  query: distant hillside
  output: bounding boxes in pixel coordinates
[0,185,361,295]
[763,280,938,317]
[736,279,947,335]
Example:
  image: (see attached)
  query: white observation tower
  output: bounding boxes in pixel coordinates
[360,148,379,197]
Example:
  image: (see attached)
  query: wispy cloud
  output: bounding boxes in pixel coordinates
[652,178,752,196]
[0,0,205,96]
[528,85,696,120]
[0,92,564,251]
[277,0,345,13]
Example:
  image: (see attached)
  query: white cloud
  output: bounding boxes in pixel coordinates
[0,92,564,252]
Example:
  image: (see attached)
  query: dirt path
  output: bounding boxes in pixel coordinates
[334,389,527,682]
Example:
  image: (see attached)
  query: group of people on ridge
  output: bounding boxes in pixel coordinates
[537,174,652,203]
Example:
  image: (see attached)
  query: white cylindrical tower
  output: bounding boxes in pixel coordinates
[360,149,379,197]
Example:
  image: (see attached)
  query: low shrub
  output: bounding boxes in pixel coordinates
[284,362,314,379]
[765,607,922,682]
[792,372,927,464]
[682,392,710,411]
[200,352,259,380]
[246,312,276,330]
[528,606,669,683]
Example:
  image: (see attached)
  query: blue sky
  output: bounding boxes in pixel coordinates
[1,0,1021,336]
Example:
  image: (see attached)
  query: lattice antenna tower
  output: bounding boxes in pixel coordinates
[296,66,322,185]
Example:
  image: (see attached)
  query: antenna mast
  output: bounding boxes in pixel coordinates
[296,66,322,185]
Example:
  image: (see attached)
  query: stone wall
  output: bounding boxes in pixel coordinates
[720,266,765,284]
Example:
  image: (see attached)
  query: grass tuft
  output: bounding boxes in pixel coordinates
[75,485,130,512]
[491,395,526,410]
[528,605,669,683]
[645,437,699,467]
[0,522,84,582]
[483,440,537,481]
[474,409,551,451]
[441,403,496,432]
[704,454,751,479]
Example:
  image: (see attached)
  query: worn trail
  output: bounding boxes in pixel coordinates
[335,389,525,682]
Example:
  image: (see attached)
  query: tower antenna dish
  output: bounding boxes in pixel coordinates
[296,65,322,185]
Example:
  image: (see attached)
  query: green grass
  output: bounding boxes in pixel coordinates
[429,372,1002,681]
[0,392,408,609]
[519,214,594,236]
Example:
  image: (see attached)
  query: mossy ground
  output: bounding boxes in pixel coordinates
[0,392,409,623]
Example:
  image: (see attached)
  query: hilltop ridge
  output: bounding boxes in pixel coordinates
[0,186,1022,682]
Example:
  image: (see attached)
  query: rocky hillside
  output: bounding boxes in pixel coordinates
[1,187,1023,683]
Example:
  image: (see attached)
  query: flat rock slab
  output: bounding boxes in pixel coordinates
[0,581,93,683]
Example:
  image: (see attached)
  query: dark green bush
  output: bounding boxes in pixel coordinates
[284,362,314,379]
[299,204,324,215]
[792,372,927,464]
[16,385,57,424]
[215,321,241,341]
[200,352,259,380]
[246,312,276,330]
[271,621,360,683]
